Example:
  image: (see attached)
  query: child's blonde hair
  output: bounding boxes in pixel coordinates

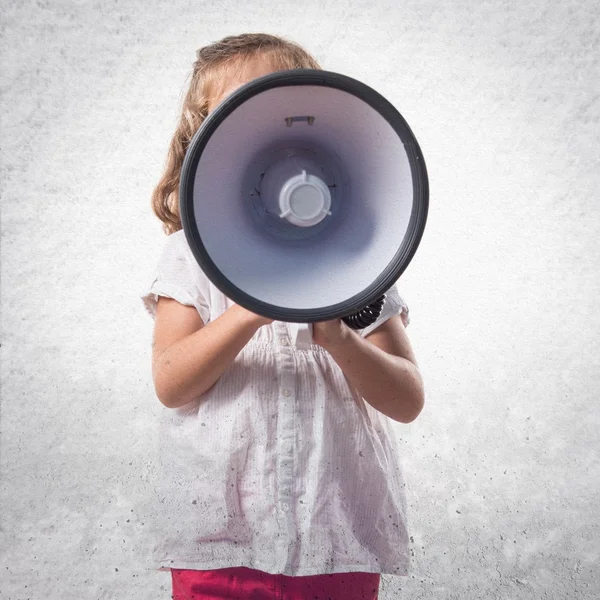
[151,33,322,235]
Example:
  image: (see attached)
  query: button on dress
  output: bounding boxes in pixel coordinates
[142,230,412,576]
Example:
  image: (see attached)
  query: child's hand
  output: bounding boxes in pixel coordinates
[312,318,349,349]
[231,304,274,328]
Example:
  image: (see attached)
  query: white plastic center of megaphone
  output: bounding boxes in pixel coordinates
[279,170,332,227]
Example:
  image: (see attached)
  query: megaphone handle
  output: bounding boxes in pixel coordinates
[342,294,387,330]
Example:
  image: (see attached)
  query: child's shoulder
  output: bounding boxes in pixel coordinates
[155,229,202,278]
[161,229,195,260]
[164,228,187,248]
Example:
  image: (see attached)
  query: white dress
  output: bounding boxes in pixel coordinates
[142,230,412,577]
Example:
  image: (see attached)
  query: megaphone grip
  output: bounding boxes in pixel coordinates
[342,294,387,330]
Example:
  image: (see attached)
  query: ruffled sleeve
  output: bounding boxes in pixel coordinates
[358,283,410,337]
[141,231,211,324]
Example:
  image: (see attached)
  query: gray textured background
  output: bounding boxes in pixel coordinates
[1,0,599,598]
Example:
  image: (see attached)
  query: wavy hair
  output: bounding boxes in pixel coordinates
[151,33,322,234]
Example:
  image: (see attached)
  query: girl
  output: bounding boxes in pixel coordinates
[143,33,424,600]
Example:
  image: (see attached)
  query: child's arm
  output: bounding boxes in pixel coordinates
[151,297,271,409]
[315,315,424,423]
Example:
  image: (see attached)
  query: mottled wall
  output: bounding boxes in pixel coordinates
[1,1,598,598]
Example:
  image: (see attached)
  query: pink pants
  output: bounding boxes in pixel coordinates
[171,566,380,600]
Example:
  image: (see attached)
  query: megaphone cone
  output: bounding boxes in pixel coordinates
[180,69,428,327]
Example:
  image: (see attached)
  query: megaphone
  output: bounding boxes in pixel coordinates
[180,69,428,328]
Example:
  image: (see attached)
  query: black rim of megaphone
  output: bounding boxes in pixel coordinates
[180,69,429,323]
